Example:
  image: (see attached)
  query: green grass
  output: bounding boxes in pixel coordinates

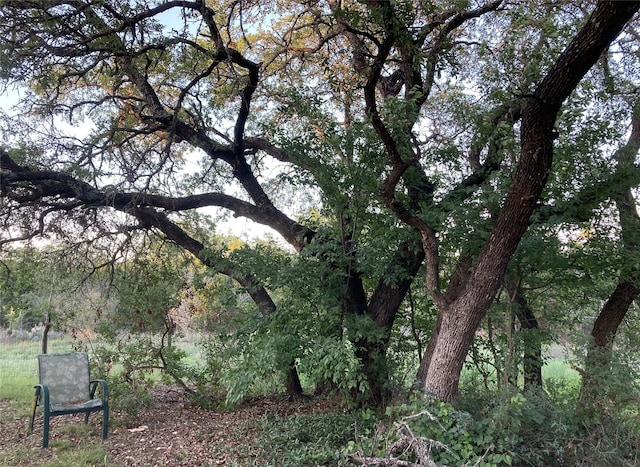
[542,358,580,382]
[0,427,111,467]
[461,346,581,392]
[0,338,117,466]
[255,412,374,466]
[40,444,110,467]
[41,425,110,466]
[0,338,78,403]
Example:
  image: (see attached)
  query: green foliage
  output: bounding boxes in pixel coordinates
[528,375,640,466]
[0,248,59,329]
[578,341,640,425]
[2,7,640,464]
[197,231,393,405]
[347,381,639,466]
[217,330,287,407]
[298,336,370,397]
[181,337,226,409]
[352,391,503,465]
[194,311,376,407]
[91,329,202,415]
[107,248,186,334]
[0,246,118,335]
[91,338,156,415]
[370,394,517,466]
[256,411,374,466]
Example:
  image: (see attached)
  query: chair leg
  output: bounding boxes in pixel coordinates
[42,409,50,448]
[27,394,38,436]
[102,405,109,440]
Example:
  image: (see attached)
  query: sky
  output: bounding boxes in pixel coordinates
[0,4,295,245]
[0,86,279,244]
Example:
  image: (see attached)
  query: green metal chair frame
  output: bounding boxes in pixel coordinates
[27,352,109,448]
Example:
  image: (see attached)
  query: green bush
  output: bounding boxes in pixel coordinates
[350,381,640,467]
[182,337,227,409]
[386,395,515,466]
[92,336,170,415]
[459,387,563,466]
[348,389,567,466]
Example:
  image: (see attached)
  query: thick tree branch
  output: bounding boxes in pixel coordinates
[465,1,640,315]
[1,147,280,316]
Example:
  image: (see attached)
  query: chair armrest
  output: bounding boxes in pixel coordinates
[89,379,108,401]
[34,384,50,409]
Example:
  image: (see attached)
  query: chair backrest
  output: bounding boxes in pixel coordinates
[38,353,91,405]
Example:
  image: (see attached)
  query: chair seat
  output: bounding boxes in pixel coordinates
[51,398,104,413]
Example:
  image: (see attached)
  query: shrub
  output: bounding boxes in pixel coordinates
[348,393,516,466]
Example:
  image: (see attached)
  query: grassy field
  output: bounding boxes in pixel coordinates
[0,335,207,402]
[0,338,78,404]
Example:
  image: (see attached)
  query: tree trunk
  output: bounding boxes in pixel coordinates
[591,281,639,350]
[517,307,543,390]
[580,96,640,404]
[359,237,425,405]
[419,2,639,402]
[416,312,441,385]
[421,303,484,401]
[580,280,639,403]
[416,256,471,385]
[285,363,304,397]
[41,312,51,354]
[504,278,543,390]
[354,342,391,406]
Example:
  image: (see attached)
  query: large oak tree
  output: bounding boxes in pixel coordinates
[1,0,639,402]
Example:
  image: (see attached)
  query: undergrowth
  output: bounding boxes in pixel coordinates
[255,411,376,466]
[345,379,640,466]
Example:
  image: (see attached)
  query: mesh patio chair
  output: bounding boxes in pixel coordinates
[27,352,109,448]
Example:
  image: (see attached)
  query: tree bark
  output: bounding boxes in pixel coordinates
[504,278,543,390]
[580,97,640,404]
[416,312,441,385]
[592,281,639,350]
[285,362,304,397]
[580,280,639,404]
[421,2,640,401]
[41,311,51,355]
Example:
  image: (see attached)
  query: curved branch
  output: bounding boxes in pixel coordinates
[1,148,280,316]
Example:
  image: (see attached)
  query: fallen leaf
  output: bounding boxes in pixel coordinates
[128,425,148,433]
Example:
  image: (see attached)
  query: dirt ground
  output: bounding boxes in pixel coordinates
[0,386,344,466]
